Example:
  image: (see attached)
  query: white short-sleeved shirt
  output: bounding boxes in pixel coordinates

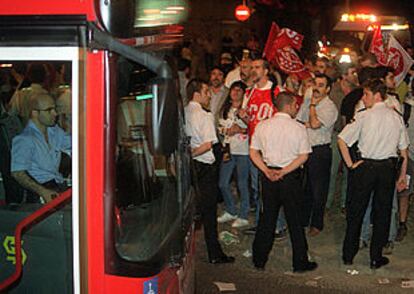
[339,102,409,159]
[184,101,218,164]
[296,95,338,146]
[354,93,403,115]
[251,112,312,167]
[218,107,249,155]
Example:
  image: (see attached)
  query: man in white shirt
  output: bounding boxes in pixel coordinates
[208,67,228,124]
[338,79,409,269]
[297,73,338,236]
[225,58,254,88]
[250,91,317,273]
[184,79,235,264]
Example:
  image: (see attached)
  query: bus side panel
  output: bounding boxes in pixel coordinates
[0,0,95,20]
[86,50,106,293]
[103,268,180,294]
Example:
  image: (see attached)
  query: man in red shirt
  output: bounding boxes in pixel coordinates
[238,58,284,235]
[240,59,282,139]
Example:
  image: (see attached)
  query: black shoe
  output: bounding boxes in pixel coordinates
[243,226,257,235]
[209,255,235,264]
[254,265,265,271]
[293,261,318,273]
[343,260,353,265]
[370,256,389,269]
[395,224,408,242]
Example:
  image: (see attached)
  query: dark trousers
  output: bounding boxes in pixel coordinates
[26,180,68,203]
[342,159,397,262]
[253,169,309,268]
[193,160,225,260]
[302,144,332,230]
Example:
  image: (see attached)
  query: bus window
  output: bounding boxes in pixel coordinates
[113,61,180,263]
[0,61,72,205]
[0,59,73,294]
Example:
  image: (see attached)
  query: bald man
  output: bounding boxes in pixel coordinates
[11,93,71,203]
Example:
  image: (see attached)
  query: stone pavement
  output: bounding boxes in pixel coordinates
[195,204,414,293]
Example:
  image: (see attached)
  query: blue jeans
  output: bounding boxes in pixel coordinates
[249,160,260,224]
[327,136,347,209]
[249,159,286,230]
[361,189,398,242]
[219,155,250,219]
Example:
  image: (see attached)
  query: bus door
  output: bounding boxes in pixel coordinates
[0,19,84,293]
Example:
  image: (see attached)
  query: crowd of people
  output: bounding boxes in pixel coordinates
[183,41,414,272]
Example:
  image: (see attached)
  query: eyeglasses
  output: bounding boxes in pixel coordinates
[34,107,57,113]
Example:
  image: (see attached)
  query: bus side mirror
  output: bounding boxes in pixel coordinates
[149,78,178,155]
[97,0,136,38]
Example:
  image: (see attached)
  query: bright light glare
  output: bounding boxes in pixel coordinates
[143,9,160,14]
[236,11,249,16]
[341,13,377,22]
[166,6,185,11]
[339,54,351,63]
[160,10,178,14]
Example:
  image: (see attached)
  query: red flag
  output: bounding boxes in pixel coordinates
[275,47,306,74]
[263,23,307,77]
[263,22,280,61]
[387,35,414,86]
[369,24,388,66]
[274,28,304,50]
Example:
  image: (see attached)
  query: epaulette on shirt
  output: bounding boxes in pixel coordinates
[350,108,367,123]
[388,92,399,99]
[393,108,403,117]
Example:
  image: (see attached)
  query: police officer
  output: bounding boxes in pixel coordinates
[184,79,235,264]
[338,79,409,269]
[250,91,317,272]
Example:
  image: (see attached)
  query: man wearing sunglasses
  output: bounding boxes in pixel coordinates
[11,93,71,203]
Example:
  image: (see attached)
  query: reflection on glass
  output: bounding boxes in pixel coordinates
[115,96,179,262]
[135,0,188,28]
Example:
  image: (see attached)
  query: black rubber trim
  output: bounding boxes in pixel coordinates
[0,15,87,46]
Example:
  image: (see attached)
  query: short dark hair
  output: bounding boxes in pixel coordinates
[374,66,395,79]
[251,57,270,71]
[338,62,356,76]
[210,66,224,75]
[316,57,329,65]
[273,91,295,110]
[229,80,247,92]
[362,78,387,100]
[358,67,375,84]
[314,73,332,89]
[360,53,378,64]
[186,78,207,100]
[177,58,191,71]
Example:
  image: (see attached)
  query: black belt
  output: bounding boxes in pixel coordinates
[266,165,303,176]
[267,166,282,170]
[362,157,397,164]
[312,143,330,149]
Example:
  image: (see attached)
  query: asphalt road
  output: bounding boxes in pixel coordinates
[195,201,414,293]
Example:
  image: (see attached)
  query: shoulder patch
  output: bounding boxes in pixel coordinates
[393,108,403,117]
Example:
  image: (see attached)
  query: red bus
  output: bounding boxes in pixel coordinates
[0,0,195,293]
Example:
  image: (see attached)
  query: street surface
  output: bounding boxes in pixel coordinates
[195,200,414,293]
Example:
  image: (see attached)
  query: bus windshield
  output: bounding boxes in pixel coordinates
[113,58,180,262]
